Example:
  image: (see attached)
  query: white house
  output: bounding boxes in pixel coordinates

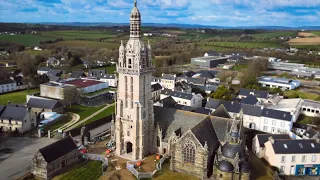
[252,134,291,158]
[151,83,162,102]
[160,89,203,107]
[238,88,269,103]
[258,77,300,90]
[263,138,320,176]
[0,79,17,94]
[34,46,42,51]
[161,74,176,90]
[301,100,320,117]
[46,57,60,67]
[268,98,303,122]
[37,67,51,75]
[100,74,118,87]
[0,105,37,133]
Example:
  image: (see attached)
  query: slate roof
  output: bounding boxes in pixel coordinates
[256,134,291,147]
[180,71,196,78]
[240,95,258,105]
[239,89,269,99]
[303,129,319,138]
[151,83,162,92]
[49,76,61,82]
[89,69,106,78]
[261,108,292,121]
[161,89,193,100]
[0,106,28,121]
[38,136,78,163]
[241,104,262,117]
[27,97,63,110]
[0,79,15,85]
[206,99,242,113]
[211,105,232,118]
[192,70,218,79]
[197,85,218,93]
[101,74,116,79]
[271,139,320,154]
[210,116,233,142]
[14,76,24,85]
[193,107,212,115]
[161,74,176,80]
[47,69,62,77]
[206,51,220,57]
[177,77,206,86]
[70,70,86,78]
[159,96,177,108]
[38,67,51,71]
[0,105,5,114]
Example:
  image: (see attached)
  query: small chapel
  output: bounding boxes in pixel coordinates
[112,1,252,179]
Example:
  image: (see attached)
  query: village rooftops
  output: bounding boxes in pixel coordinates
[271,139,320,154]
[191,56,228,61]
[151,83,162,92]
[302,99,320,109]
[0,79,15,85]
[64,79,104,88]
[161,89,193,100]
[101,74,116,79]
[258,77,300,85]
[0,106,28,121]
[239,88,269,99]
[261,108,292,121]
[161,74,176,80]
[256,134,291,147]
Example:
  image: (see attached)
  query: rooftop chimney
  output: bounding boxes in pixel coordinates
[268,136,275,144]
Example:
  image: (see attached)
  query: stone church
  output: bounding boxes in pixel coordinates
[113,1,251,179]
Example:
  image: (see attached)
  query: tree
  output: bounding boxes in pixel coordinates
[15,53,39,90]
[210,86,232,100]
[63,87,82,106]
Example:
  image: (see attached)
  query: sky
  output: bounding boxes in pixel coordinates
[0,0,319,27]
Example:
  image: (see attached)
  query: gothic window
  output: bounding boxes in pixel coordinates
[131,77,133,109]
[157,136,160,147]
[127,130,130,136]
[125,76,128,108]
[183,140,195,164]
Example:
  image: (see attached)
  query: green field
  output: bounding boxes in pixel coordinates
[284,90,320,101]
[197,41,281,49]
[43,114,73,132]
[42,30,118,40]
[312,31,320,36]
[53,161,102,180]
[65,105,106,120]
[53,40,119,49]
[252,31,297,38]
[78,104,115,127]
[0,89,39,105]
[0,34,55,47]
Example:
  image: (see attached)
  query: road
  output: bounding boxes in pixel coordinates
[0,137,56,180]
[73,122,112,141]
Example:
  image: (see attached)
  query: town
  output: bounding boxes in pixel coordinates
[0,1,320,180]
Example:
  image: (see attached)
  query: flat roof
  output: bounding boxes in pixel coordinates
[302,99,320,109]
[64,79,104,88]
[191,56,228,62]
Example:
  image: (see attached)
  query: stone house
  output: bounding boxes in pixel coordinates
[31,136,79,179]
[26,96,64,114]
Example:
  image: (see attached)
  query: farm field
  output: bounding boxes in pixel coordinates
[252,31,297,38]
[197,41,281,49]
[0,34,55,47]
[312,31,320,36]
[0,89,39,105]
[42,30,118,40]
[298,32,317,37]
[287,37,320,45]
[52,40,119,49]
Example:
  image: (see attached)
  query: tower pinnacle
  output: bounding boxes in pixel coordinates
[134,0,137,7]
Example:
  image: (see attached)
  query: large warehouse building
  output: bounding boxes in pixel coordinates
[191,56,228,68]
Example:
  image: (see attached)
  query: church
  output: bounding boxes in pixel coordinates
[112,1,251,179]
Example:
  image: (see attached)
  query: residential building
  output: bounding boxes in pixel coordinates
[227,55,245,63]
[88,69,106,78]
[174,81,192,94]
[177,76,206,86]
[70,70,86,79]
[258,77,300,90]
[0,105,36,133]
[47,69,63,82]
[14,76,28,90]
[301,100,320,117]
[263,138,320,176]
[6,62,17,67]
[191,56,228,68]
[46,57,60,67]
[238,88,269,102]
[99,74,118,87]
[0,79,17,94]
[37,67,51,75]
[302,129,320,140]
[191,70,218,82]
[161,73,176,90]
[267,98,303,122]
[252,134,291,158]
[26,96,64,114]
[31,136,79,179]
[197,84,219,94]
[151,83,162,102]
[160,89,203,107]
[240,95,259,105]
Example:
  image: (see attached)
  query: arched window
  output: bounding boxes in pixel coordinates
[128,59,132,64]
[183,140,195,164]
[157,136,160,147]
[220,174,223,178]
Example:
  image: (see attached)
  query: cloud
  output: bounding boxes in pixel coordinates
[0,0,319,26]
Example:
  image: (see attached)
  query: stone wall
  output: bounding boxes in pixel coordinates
[215,169,234,180]
[31,151,48,179]
[46,150,79,178]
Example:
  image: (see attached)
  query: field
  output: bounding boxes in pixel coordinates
[0,89,39,105]
[42,30,118,40]
[197,41,281,49]
[298,32,317,37]
[312,31,320,36]
[81,104,115,126]
[284,90,320,101]
[288,37,320,45]
[52,40,119,48]
[252,31,297,38]
[43,114,73,132]
[53,161,102,180]
[65,105,106,120]
[0,34,55,47]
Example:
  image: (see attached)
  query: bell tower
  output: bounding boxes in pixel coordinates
[115,0,155,160]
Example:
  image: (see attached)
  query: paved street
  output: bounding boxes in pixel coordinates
[0,137,56,180]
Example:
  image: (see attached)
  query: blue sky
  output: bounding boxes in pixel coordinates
[0,0,319,27]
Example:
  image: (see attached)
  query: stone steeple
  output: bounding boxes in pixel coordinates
[130,0,141,38]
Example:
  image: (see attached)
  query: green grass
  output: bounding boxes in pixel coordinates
[250,152,274,180]
[79,104,115,127]
[43,114,73,132]
[196,41,281,49]
[53,40,119,49]
[42,30,118,40]
[0,34,55,47]
[231,64,248,71]
[297,115,314,125]
[53,161,102,180]
[284,90,320,101]
[311,31,320,36]
[0,89,39,105]
[92,65,117,74]
[252,31,297,38]
[65,105,106,120]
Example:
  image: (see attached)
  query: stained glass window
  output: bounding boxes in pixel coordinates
[183,140,195,164]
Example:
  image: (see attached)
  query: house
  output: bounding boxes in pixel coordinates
[177,77,206,87]
[82,60,90,68]
[160,89,203,107]
[180,71,196,78]
[6,62,17,67]
[240,95,259,105]
[88,69,106,78]
[34,46,42,51]
[197,84,218,94]
[47,69,63,82]
[191,70,218,82]
[151,83,162,102]
[228,55,245,63]
[14,76,28,90]
[151,77,161,85]
[99,74,118,87]
[46,57,60,67]
[0,79,17,94]
[37,67,51,75]
[27,96,64,114]
[258,77,300,90]
[31,136,80,179]
[155,96,177,108]
[238,88,269,102]
[174,81,192,94]
[268,98,303,122]
[161,74,176,90]
[301,100,320,117]
[302,129,320,140]
[0,105,36,133]
[70,70,86,79]
[252,134,291,158]
[263,138,320,176]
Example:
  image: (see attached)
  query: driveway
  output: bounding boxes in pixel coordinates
[0,137,56,180]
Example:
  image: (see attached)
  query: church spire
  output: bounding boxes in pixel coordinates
[134,0,137,7]
[130,0,141,38]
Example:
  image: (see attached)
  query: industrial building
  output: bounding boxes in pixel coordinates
[191,56,228,68]
[258,77,301,90]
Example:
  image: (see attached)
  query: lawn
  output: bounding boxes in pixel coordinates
[0,89,39,105]
[24,49,51,56]
[53,161,102,180]
[42,30,118,40]
[53,40,119,49]
[311,31,320,36]
[252,31,297,38]
[231,64,248,71]
[65,105,106,120]
[196,41,281,49]
[284,90,320,101]
[0,34,55,47]
[92,65,117,74]
[43,114,73,132]
[76,104,115,128]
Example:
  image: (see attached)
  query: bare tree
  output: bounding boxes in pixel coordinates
[62,86,82,106]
